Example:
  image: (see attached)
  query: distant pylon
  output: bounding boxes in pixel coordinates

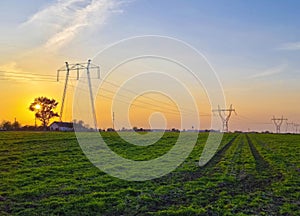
[294,123,299,134]
[271,116,288,134]
[286,121,294,133]
[57,60,100,129]
[212,104,236,132]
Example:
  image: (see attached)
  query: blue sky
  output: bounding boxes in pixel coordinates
[1,0,300,66]
[0,0,300,131]
[1,0,299,76]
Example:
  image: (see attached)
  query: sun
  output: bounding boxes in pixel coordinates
[34,104,41,110]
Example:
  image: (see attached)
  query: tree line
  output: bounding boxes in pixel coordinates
[0,96,59,131]
[0,119,92,131]
[0,120,22,131]
[0,119,51,131]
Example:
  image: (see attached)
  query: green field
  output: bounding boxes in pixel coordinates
[0,132,299,215]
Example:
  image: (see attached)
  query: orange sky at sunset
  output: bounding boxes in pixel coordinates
[1,1,300,132]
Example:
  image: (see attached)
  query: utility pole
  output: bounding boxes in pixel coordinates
[271,116,288,134]
[112,112,115,130]
[57,60,100,129]
[286,121,294,133]
[212,104,236,132]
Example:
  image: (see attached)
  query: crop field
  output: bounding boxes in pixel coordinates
[0,132,299,215]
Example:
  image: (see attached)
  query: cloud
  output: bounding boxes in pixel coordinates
[21,0,125,51]
[278,42,300,50]
[0,61,23,74]
[247,64,286,79]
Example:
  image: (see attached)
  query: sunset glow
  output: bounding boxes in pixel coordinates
[0,1,299,132]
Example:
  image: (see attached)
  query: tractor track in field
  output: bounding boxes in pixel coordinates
[201,135,239,171]
[147,135,240,213]
[202,135,285,199]
[143,134,282,214]
[228,135,244,177]
[252,135,300,176]
[233,135,284,192]
[246,134,283,180]
[150,135,283,213]
[138,135,287,214]
[161,135,240,183]
[246,135,272,173]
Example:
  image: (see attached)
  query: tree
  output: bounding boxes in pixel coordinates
[1,121,12,131]
[0,120,21,131]
[29,97,59,130]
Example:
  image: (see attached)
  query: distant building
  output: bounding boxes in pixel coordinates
[49,121,74,132]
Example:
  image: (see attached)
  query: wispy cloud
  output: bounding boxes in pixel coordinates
[21,0,125,51]
[0,61,23,73]
[247,64,286,79]
[278,42,300,50]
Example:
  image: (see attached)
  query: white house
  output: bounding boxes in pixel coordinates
[49,121,74,132]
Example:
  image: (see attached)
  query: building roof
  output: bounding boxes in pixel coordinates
[50,121,73,128]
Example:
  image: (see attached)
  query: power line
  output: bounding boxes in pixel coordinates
[0,71,56,82]
[0,77,57,82]
[0,69,211,116]
[0,70,55,78]
[66,81,203,117]
[100,79,202,114]
[4,69,209,115]
[234,115,273,125]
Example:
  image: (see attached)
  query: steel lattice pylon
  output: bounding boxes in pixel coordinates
[57,60,100,129]
[286,121,294,133]
[294,123,300,134]
[271,116,288,134]
[212,104,236,132]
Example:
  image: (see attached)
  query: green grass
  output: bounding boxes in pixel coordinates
[0,132,299,215]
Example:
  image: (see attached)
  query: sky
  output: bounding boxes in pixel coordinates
[0,0,300,132]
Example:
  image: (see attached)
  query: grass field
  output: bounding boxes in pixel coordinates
[0,132,299,215]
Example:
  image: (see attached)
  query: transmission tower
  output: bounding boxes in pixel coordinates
[57,60,100,129]
[294,123,299,134]
[271,116,288,134]
[286,121,294,133]
[212,104,236,132]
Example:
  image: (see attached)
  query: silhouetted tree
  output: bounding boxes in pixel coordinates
[29,97,59,130]
[1,121,12,130]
